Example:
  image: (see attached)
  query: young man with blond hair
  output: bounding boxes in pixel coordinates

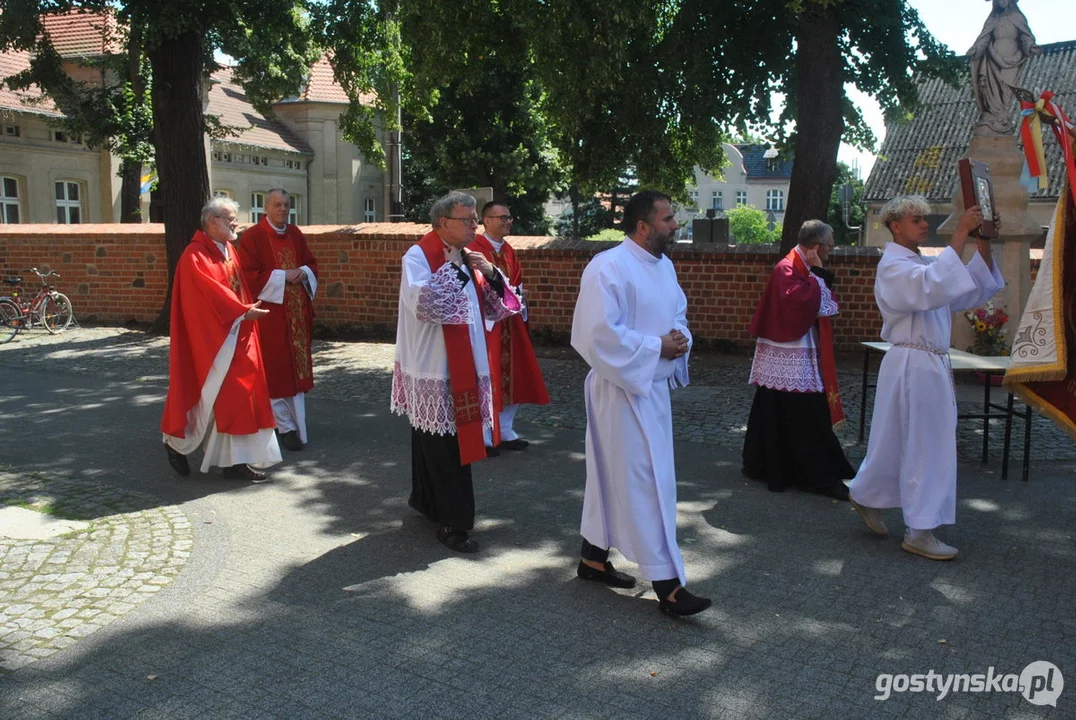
[850,195,1003,560]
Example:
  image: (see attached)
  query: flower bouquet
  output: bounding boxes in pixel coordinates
[965,300,1009,357]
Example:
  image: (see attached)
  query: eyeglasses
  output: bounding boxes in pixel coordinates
[215,215,239,225]
[485,215,513,223]
[444,216,478,226]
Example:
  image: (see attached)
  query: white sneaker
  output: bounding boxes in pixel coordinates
[902,530,958,561]
[851,498,888,536]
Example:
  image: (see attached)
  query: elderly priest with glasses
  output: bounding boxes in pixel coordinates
[391,191,522,553]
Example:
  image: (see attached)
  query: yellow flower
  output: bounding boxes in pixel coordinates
[976,320,987,332]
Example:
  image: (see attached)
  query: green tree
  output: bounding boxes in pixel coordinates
[661,0,961,252]
[398,70,561,235]
[555,199,612,240]
[827,161,866,245]
[727,206,776,245]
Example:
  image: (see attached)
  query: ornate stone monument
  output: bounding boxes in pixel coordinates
[939,0,1042,353]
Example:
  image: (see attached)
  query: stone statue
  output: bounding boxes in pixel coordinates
[967,0,1041,136]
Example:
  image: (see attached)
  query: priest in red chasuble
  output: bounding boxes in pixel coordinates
[161,198,281,483]
[238,188,318,452]
[470,201,550,455]
[391,192,522,553]
[742,219,854,500]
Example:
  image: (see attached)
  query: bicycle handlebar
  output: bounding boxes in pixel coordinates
[29,267,60,280]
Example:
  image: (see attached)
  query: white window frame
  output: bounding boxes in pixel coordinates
[4,125,20,138]
[688,190,698,209]
[55,180,83,224]
[213,189,234,199]
[364,197,376,223]
[1,176,21,224]
[711,191,723,211]
[288,194,301,224]
[766,189,785,212]
[251,192,265,223]
[735,190,748,207]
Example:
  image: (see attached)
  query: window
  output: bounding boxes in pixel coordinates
[711,191,723,211]
[688,190,698,209]
[1,176,20,224]
[213,189,233,199]
[288,194,301,224]
[4,125,19,137]
[766,189,784,212]
[55,181,82,223]
[212,151,223,161]
[260,156,269,166]
[54,130,68,143]
[364,197,376,223]
[766,159,779,172]
[736,190,748,207]
[251,192,265,223]
[222,152,232,162]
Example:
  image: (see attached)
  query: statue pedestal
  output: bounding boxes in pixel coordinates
[938,134,1039,353]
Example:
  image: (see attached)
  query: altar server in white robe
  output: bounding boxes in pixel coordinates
[850,196,1003,561]
[570,190,711,617]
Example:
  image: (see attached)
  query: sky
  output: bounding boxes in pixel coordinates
[838,0,1073,179]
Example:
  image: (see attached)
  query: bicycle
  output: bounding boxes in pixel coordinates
[1,267,75,336]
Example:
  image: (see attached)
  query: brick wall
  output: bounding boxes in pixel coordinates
[0,224,1040,352]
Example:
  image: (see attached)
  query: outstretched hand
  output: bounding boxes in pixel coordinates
[244,301,269,321]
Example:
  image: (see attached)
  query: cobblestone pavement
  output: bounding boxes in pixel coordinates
[1,326,1075,719]
[3,325,1074,464]
[0,472,191,671]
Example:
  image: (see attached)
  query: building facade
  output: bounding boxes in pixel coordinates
[0,12,387,226]
[675,143,792,239]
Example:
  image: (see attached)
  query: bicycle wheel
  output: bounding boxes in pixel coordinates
[39,292,73,333]
[0,298,20,344]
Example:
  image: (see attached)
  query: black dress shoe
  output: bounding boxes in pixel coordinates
[485,445,500,457]
[500,438,529,451]
[438,526,479,553]
[576,560,636,589]
[658,586,712,617]
[278,430,304,451]
[815,482,850,501]
[222,464,270,483]
[165,444,190,477]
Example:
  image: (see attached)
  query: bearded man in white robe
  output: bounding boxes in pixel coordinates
[570,190,711,617]
[850,196,1003,560]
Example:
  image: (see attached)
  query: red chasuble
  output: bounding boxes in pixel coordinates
[161,231,276,438]
[237,218,319,399]
[469,235,550,411]
[750,248,845,428]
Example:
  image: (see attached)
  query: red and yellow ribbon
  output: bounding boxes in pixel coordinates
[1020,90,1076,206]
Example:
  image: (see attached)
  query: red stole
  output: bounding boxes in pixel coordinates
[417,231,489,465]
[469,235,551,410]
[751,248,845,428]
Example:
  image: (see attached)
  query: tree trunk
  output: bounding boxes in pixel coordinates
[147,31,210,334]
[119,158,142,223]
[780,8,844,254]
[120,25,145,224]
